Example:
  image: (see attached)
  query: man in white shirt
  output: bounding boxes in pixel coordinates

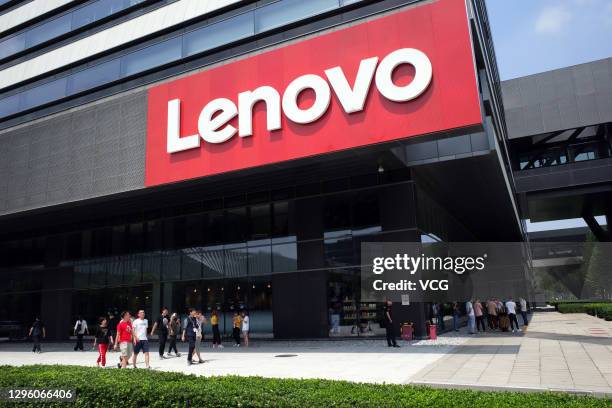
[132,310,150,369]
[519,297,529,326]
[505,299,520,333]
[73,316,89,351]
[465,301,476,334]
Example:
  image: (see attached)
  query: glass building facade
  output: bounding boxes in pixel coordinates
[0,0,521,340]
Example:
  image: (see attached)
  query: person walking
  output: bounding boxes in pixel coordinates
[452,302,461,332]
[150,307,170,360]
[505,298,520,333]
[167,313,181,357]
[436,303,445,331]
[466,300,476,334]
[474,299,486,332]
[132,309,151,369]
[192,309,206,363]
[211,309,223,348]
[73,316,89,351]
[107,311,118,353]
[232,311,242,347]
[182,308,199,365]
[114,311,133,368]
[28,317,45,353]
[241,310,250,348]
[384,300,399,347]
[93,317,113,367]
[486,299,498,330]
[519,297,529,327]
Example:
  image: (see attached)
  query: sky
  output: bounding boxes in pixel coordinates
[485,0,612,80]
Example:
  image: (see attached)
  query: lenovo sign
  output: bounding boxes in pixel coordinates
[167,48,433,153]
[145,0,482,187]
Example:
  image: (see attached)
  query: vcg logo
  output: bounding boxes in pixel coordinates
[166,48,432,154]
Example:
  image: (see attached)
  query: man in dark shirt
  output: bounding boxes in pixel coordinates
[107,312,119,354]
[181,308,198,366]
[150,307,170,359]
[384,300,399,348]
[28,317,45,353]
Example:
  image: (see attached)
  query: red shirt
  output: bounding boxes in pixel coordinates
[117,320,133,343]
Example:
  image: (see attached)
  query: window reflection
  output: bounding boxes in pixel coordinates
[0,0,355,119]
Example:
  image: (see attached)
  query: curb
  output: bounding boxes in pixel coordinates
[408,380,612,398]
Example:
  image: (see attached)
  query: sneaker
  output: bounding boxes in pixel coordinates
[393,345,400,348]
[176,353,181,357]
[187,361,192,366]
[160,355,166,359]
[512,329,515,333]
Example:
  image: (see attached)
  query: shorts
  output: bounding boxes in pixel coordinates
[119,342,133,359]
[134,340,149,354]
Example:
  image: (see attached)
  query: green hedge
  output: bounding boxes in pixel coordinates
[0,365,610,407]
[556,303,612,321]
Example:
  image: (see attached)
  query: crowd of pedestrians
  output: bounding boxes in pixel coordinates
[26,307,252,368]
[450,297,529,334]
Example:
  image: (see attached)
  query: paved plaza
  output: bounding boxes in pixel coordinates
[412,311,612,396]
[0,311,610,396]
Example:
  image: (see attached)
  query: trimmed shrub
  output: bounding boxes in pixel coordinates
[0,365,610,407]
[557,302,612,321]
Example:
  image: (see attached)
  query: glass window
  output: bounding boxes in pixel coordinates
[184,11,254,57]
[249,204,270,239]
[0,93,20,118]
[272,202,290,236]
[324,230,353,268]
[203,211,224,244]
[145,220,163,251]
[25,14,72,48]
[121,37,182,77]
[111,225,127,255]
[352,192,379,227]
[247,239,271,276]
[181,249,202,280]
[90,261,107,287]
[271,236,297,272]
[64,232,83,260]
[255,0,339,32]
[127,222,144,253]
[225,208,248,243]
[73,264,90,289]
[107,260,124,286]
[185,214,204,247]
[224,243,247,278]
[324,195,351,230]
[162,252,181,281]
[123,255,142,284]
[201,245,224,279]
[67,59,121,95]
[142,253,161,282]
[0,33,25,60]
[21,77,67,110]
[71,0,126,29]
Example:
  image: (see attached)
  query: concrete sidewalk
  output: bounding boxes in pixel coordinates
[410,311,612,396]
[1,311,610,396]
[0,336,467,384]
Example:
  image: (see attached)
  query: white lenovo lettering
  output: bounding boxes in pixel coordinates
[166,47,432,153]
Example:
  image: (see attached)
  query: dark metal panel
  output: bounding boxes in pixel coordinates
[0,89,147,216]
[502,57,612,138]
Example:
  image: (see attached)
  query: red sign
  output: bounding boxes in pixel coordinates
[145,0,482,187]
